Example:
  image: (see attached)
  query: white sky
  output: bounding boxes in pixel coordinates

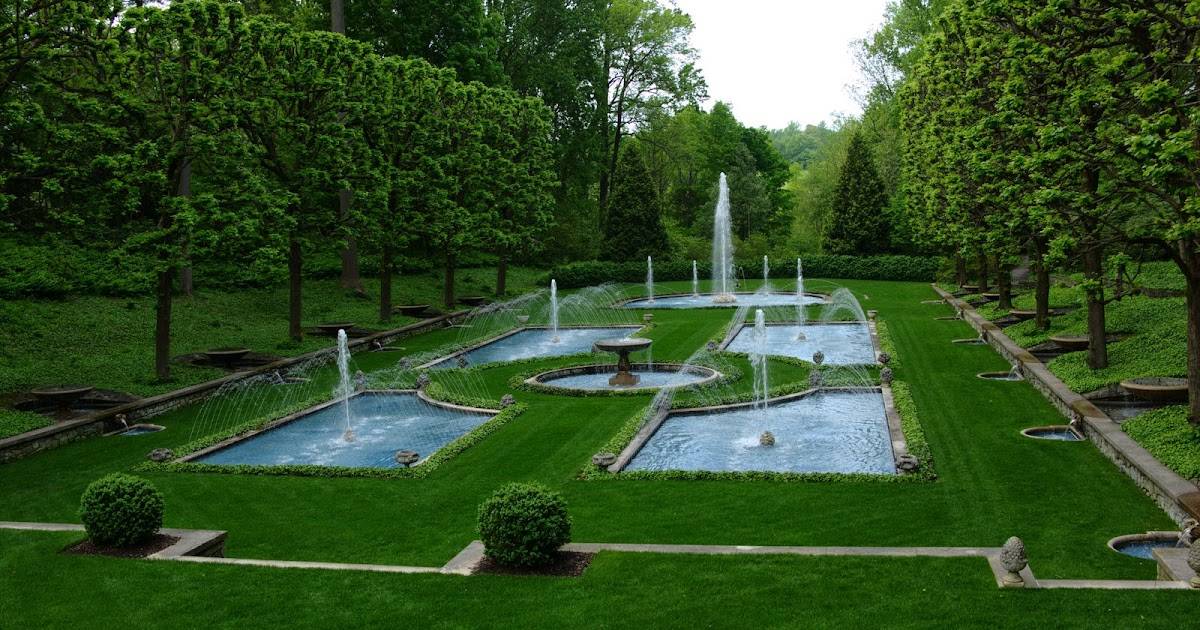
[673,0,891,130]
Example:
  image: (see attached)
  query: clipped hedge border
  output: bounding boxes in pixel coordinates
[889,380,936,481]
[136,394,527,480]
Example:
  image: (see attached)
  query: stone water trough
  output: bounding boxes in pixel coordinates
[1119,377,1188,403]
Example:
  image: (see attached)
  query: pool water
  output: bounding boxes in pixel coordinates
[726,323,875,365]
[626,391,894,474]
[1112,539,1179,560]
[195,392,490,468]
[541,370,710,391]
[428,327,638,369]
[1023,427,1082,441]
[623,293,824,309]
[119,425,163,436]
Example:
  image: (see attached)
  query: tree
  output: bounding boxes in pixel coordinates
[492,95,557,296]
[602,143,667,261]
[826,132,889,254]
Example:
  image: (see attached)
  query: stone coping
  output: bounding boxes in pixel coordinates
[176,389,497,464]
[0,310,471,462]
[613,290,831,308]
[416,324,643,370]
[931,284,1200,525]
[3,521,1192,590]
[525,363,723,395]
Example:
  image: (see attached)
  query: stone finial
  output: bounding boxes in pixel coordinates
[415,372,431,389]
[808,370,824,388]
[896,454,919,472]
[516,315,530,325]
[354,370,367,391]
[999,536,1027,587]
[812,350,825,366]
[877,352,891,365]
[759,431,775,447]
[500,394,515,408]
[343,429,356,443]
[147,448,174,463]
[399,358,413,370]
[456,355,469,368]
[1186,543,1200,588]
[395,450,420,467]
[706,341,718,352]
[880,367,894,385]
[643,313,654,322]
[592,452,617,467]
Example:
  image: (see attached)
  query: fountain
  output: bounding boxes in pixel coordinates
[712,173,736,303]
[761,256,769,291]
[795,257,807,340]
[645,256,654,305]
[692,260,699,296]
[336,329,354,442]
[594,337,653,386]
[550,279,560,342]
[750,309,770,417]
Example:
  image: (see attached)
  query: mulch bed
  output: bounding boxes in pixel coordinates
[62,534,180,559]
[473,551,594,577]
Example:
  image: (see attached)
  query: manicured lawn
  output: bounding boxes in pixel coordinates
[0,278,1194,627]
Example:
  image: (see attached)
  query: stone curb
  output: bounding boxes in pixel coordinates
[930,284,1200,525]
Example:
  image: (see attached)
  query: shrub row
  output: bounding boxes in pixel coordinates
[542,255,943,289]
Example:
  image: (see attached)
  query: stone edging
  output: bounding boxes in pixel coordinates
[417,324,643,370]
[4,521,1190,590]
[930,284,1200,525]
[524,363,723,395]
[0,311,471,464]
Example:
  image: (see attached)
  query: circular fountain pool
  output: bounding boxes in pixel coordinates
[1107,533,1182,560]
[529,364,720,393]
[622,292,825,309]
[1021,426,1082,441]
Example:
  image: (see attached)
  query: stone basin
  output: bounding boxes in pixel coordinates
[594,338,653,354]
[1119,377,1188,403]
[29,385,95,411]
[316,322,354,335]
[203,347,250,365]
[960,284,979,293]
[1048,335,1089,351]
[1008,309,1036,321]
[459,296,488,306]
[393,304,430,317]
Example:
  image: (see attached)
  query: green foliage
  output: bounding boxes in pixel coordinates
[1123,406,1200,481]
[826,132,890,255]
[0,409,51,440]
[78,473,164,547]
[603,144,668,261]
[477,482,571,567]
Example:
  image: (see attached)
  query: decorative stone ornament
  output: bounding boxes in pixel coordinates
[812,350,825,365]
[592,452,617,467]
[896,454,919,472]
[808,370,824,388]
[500,394,515,408]
[147,448,174,463]
[456,355,469,368]
[415,372,431,389]
[354,370,367,391]
[1186,543,1200,588]
[999,536,1028,587]
[877,352,891,365]
[706,341,718,352]
[516,315,530,325]
[759,431,775,447]
[395,450,420,467]
[880,367,894,385]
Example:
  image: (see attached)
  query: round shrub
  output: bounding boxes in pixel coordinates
[78,473,164,547]
[477,483,571,567]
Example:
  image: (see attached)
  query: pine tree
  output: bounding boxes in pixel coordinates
[826,132,889,254]
[602,144,668,261]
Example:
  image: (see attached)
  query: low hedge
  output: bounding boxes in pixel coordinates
[79,473,164,547]
[0,409,51,440]
[543,255,943,289]
[477,483,572,567]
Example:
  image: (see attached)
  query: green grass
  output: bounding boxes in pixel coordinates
[0,278,1195,627]
[1123,406,1200,482]
[0,408,50,439]
[0,267,543,398]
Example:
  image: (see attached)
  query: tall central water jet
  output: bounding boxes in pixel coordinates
[712,173,736,303]
[750,309,770,419]
[336,329,354,442]
[550,279,560,342]
[692,260,699,296]
[646,256,654,304]
[762,256,770,291]
[795,257,807,340]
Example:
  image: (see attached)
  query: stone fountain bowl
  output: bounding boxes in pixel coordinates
[459,296,488,307]
[1048,335,1089,351]
[29,385,95,407]
[316,322,355,335]
[1106,532,1184,560]
[1008,309,1036,321]
[593,337,653,354]
[960,284,980,293]
[1119,377,1188,403]
[203,347,250,363]
[393,304,430,317]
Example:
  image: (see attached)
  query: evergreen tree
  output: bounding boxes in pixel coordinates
[826,132,889,254]
[602,144,667,261]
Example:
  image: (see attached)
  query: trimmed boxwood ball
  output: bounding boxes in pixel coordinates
[477,482,571,567]
[79,473,164,547]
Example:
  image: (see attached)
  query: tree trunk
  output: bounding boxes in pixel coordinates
[496,256,508,297]
[996,258,1012,310]
[955,254,967,286]
[379,244,392,323]
[1177,243,1200,425]
[337,190,362,293]
[1083,245,1108,369]
[154,267,175,381]
[289,237,303,342]
[330,0,345,33]
[178,158,193,296]
[1034,256,1050,331]
[443,253,456,309]
[976,254,989,292]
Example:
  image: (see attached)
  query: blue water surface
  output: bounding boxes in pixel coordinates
[726,323,875,365]
[623,293,824,309]
[429,327,638,369]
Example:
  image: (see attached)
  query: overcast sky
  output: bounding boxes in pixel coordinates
[673,0,891,131]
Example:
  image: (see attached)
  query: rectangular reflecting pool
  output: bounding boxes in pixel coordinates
[626,391,895,474]
[193,392,491,468]
[623,293,823,309]
[428,326,639,369]
[726,322,875,365]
